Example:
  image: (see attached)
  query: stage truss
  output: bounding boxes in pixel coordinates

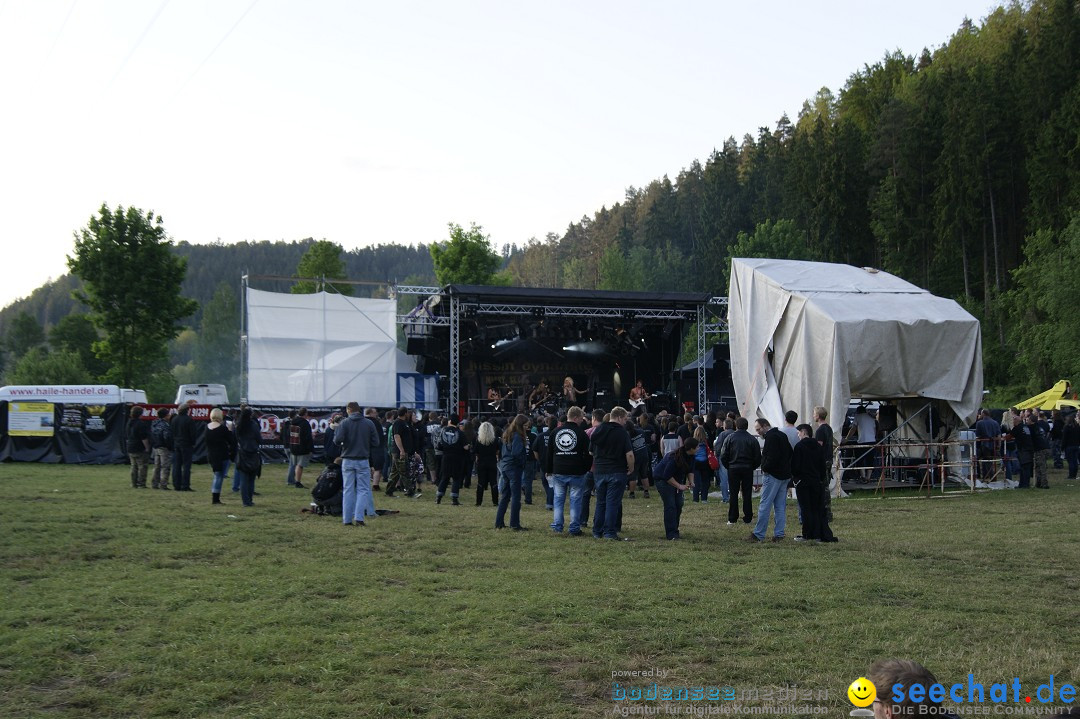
[394,285,728,414]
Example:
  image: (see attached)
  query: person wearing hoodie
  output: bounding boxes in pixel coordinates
[589,406,635,541]
[334,402,379,526]
[749,417,792,543]
[545,406,591,535]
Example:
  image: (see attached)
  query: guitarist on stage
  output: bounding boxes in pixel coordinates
[487,384,512,411]
[529,380,552,410]
[629,380,650,410]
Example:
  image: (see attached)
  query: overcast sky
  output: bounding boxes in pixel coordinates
[0,0,997,311]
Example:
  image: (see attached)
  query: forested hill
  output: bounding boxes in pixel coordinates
[500,0,1080,392]
[0,240,436,332]
[4,0,1080,397]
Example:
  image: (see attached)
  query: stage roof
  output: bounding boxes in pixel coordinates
[443,284,711,310]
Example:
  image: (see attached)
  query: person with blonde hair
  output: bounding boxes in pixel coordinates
[561,376,584,407]
[205,407,237,505]
[473,421,500,506]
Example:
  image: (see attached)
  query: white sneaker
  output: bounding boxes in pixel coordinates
[726,521,736,526]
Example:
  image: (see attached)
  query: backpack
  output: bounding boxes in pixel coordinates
[151,419,172,450]
[289,423,301,449]
[312,465,343,503]
[653,450,679,481]
[436,426,461,452]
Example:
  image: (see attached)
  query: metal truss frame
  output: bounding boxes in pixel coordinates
[393,284,731,414]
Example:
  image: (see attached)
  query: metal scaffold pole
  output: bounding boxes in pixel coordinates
[449,295,460,415]
[697,304,706,414]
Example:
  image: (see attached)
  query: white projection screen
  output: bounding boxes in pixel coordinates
[245,288,399,406]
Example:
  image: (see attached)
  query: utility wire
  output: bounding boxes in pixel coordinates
[107,0,171,89]
[171,0,261,102]
[46,0,79,61]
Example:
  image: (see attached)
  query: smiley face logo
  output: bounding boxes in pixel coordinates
[847,677,877,708]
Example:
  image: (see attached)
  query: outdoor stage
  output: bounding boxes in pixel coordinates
[400,284,721,419]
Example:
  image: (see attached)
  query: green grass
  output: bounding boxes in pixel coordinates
[1,463,1077,718]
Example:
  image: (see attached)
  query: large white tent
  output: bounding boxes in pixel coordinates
[727,259,983,435]
[245,288,400,406]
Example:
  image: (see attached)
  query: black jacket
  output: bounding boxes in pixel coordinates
[790,436,824,487]
[171,412,197,449]
[590,421,633,474]
[205,423,238,473]
[720,429,761,471]
[760,427,793,480]
[546,421,591,476]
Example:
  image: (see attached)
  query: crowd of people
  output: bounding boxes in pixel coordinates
[128,397,1073,538]
[125,399,845,542]
[975,406,1075,488]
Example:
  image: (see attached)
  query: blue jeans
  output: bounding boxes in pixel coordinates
[541,473,555,509]
[496,462,524,528]
[655,479,684,539]
[231,462,240,492]
[211,459,232,494]
[342,458,375,524]
[753,473,788,540]
[592,472,626,539]
[285,450,296,484]
[716,463,730,502]
[549,473,585,534]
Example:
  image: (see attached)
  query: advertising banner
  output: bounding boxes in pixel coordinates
[8,402,55,437]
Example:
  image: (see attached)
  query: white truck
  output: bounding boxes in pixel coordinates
[174,384,229,406]
[0,384,147,404]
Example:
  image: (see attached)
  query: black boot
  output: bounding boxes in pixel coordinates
[452,497,460,506]
[212,492,221,504]
[436,493,443,504]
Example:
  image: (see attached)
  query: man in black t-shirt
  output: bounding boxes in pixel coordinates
[386,407,420,498]
[590,406,635,541]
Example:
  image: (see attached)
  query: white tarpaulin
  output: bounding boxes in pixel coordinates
[246,289,399,406]
[728,258,983,432]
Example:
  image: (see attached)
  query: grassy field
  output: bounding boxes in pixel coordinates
[1,462,1077,719]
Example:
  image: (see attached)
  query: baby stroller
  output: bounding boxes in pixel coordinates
[311,465,343,516]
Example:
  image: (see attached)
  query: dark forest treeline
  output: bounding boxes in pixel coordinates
[0,240,436,332]
[4,0,1079,397]
[503,0,1080,391]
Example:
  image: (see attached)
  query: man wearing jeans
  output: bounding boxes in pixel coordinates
[589,406,635,541]
[335,402,379,526]
[749,417,792,543]
[545,406,591,535]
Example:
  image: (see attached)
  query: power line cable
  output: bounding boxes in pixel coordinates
[107,0,170,89]
[46,0,79,61]
[171,0,261,102]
